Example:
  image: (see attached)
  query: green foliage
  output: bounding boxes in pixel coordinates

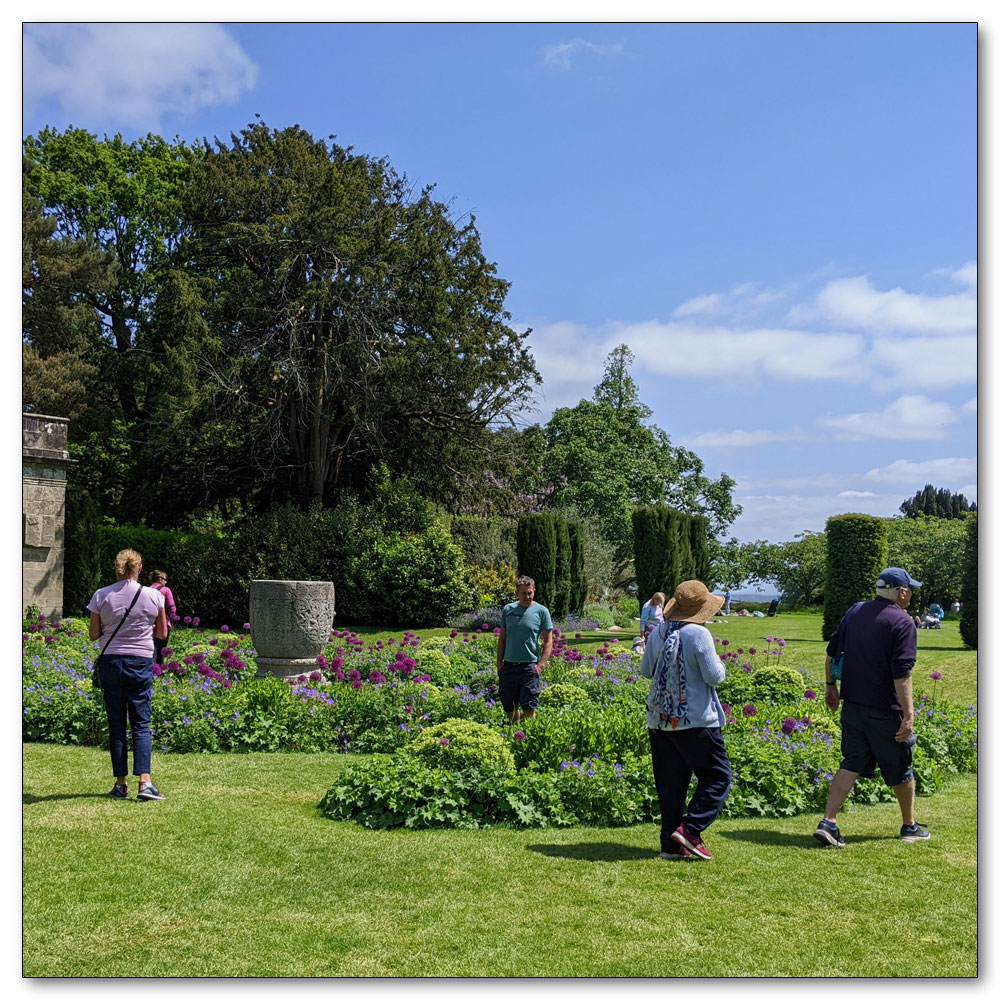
[767,531,827,607]
[613,595,640,628]
[823,514,888,641]
[689,514,711,581]
[582,604,615,629]
[900,483,975,519]
[538,683,590,708]
[407,718,515,773]
[960,513,977,649]
[552,516,572,620]
[449,515,516,568]
[544,346,740,570]
[516,513,557,608]
[567,520,587,614]
[633,505,685,601]
[62,482,104,616]
[751,666,806,703]
[885,514,967,608]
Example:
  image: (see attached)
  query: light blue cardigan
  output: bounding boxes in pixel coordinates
[639,621,727,731]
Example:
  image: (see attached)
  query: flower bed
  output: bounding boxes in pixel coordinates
[22,617,977,828]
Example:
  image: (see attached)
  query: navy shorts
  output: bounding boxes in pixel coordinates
[840,700,915,787]
[498,662,541,712]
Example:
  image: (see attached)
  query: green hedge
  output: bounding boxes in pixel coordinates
[823,514,888,641]
[567,520,587,614]
[960,512,977,649]
[552,516,572,620]
[633,505,708,603]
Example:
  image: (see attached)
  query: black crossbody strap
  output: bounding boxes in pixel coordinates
[99,584,143,658]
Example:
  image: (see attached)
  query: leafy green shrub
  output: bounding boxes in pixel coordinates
[823,513,888,641]
[751,666,806,703]
[613,595,639,628]
[407,718,515,773]
[583,604,614,629]
[539,683,590,708]
[552,516,573,620]
[516,513,557,609]
[567,521,587,615]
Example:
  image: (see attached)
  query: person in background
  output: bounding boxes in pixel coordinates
[767,598,779,617]
[640,580,731,861]
[814,567,929,847]
[722,588,732,615]
[148,569,177,666]
[496,576,553,724]
[951,600,961,613]
[640,592,666,637]
[89,549,169,801]
[928,602,944,621]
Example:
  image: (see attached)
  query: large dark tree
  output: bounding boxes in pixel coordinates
[177,121,540,505]
[900,484,975,519]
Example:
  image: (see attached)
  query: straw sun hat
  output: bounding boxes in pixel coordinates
[662,580,726,624]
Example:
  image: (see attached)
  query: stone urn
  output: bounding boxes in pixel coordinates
[249,580,336,678]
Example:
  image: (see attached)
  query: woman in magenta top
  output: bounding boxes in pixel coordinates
[88,548,168,801]
[148,569,177,665]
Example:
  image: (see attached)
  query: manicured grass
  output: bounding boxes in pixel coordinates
[23,742,977,977]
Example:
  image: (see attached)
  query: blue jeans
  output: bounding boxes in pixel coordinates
[98,655,154,777]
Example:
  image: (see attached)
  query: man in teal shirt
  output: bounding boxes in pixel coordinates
[497,576,553,723]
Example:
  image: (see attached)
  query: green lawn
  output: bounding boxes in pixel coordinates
[23,742,977,977]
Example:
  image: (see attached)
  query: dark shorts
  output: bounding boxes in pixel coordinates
[840,700,915,787]
[498,662,541,712]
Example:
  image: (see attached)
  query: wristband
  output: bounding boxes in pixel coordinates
[826,681,837,686]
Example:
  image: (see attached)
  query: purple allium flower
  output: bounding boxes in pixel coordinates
[931,672,942,681]
[748,647,757,655]
[721,639,730,647]
[721,702,732,713]
[765,636,774,643]
[243,622,251,631]
[742,663,753,672]
[804,689,817,700]
[192,618,200,627]
[777,638,786,647]
[781,716,797,734]
[404,705,413,713]
[513,730,526,741]
[183,616,192,624]
[209,637,218,646]
[439,738,450,746]
[800,716,811,727]
[220,624,229,632]
[162,647,174,658]
[309,670,323,682]
[742,704,758,717]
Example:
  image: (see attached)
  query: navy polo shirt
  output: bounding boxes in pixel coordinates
[826,597,917,711]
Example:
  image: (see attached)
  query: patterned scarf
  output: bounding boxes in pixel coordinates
[647,620,690,729]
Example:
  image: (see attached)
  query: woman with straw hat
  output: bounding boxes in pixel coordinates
[639,579,732,861]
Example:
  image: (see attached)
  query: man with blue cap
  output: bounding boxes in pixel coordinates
[813,567,931,846]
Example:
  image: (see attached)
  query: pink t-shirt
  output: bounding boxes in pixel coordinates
[87,580,164,658]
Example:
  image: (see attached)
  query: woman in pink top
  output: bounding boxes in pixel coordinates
[148,569,177,666]
[88,548,169,801]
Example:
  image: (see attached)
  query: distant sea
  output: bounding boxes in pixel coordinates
[713,586,782,602]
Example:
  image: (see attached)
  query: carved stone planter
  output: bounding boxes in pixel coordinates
[250,580,336,678]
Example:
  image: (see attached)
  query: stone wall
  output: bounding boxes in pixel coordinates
[23,414,74,619]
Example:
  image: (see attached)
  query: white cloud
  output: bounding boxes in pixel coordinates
[862,457,977,484]
[958,484,978,503]
[799,274,976,336]
[23,23,257,127]
[540,39,624,72]
[930,261,977,288]
[673,293,725,319]
[686,428,808,447]
[867,336,977,390]
[816,395,957,441]
[963,396,977,414]
[838,490,877,497]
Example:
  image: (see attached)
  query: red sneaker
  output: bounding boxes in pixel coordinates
[671,823,712,860]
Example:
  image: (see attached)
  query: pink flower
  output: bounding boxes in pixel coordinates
[513,730,526,741]
[931,672,942,681]
[439,738,450,746]
[243,622,251,631]
[221,625,229,632]
[804,689,817,700]
[766,636,774,643]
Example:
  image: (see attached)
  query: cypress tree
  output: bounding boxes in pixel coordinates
[516,513,557,609]
[552,515,572,620]
[689,514,711,581]
[823,513,889,641]
[567,521,587,614]
[633,505,684,601]
[959,512,977,649]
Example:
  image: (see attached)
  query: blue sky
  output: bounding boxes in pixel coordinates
[21,21,978,544]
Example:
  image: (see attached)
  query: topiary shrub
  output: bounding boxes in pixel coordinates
[613,595,640,628]
[751,665,806,703]
[959,512,977,649]
[406,718,515,773]
[539,683,590,708]
[567,521,587,614]
[633,506,682,606]
[823,513,888,641]
[552,516,573,620]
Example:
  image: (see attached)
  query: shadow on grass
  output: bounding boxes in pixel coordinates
[527,842,654,862]
[719,829,894,848]
[23,792,111,805]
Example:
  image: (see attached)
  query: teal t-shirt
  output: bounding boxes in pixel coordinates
[500,601,553,663]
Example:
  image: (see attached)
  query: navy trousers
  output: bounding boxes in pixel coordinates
[98,655,154,777]
[649,726,732,850]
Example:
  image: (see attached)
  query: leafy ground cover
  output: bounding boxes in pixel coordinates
[23,743,977,977]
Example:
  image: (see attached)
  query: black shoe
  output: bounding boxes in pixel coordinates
[900,822,930,842]
[109,783,128,800]
[813,819,846,847]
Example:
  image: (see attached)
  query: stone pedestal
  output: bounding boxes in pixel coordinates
[250,579,336,677]
[22,414,75,619]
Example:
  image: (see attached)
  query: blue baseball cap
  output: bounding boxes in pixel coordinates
[878,567,922,589]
